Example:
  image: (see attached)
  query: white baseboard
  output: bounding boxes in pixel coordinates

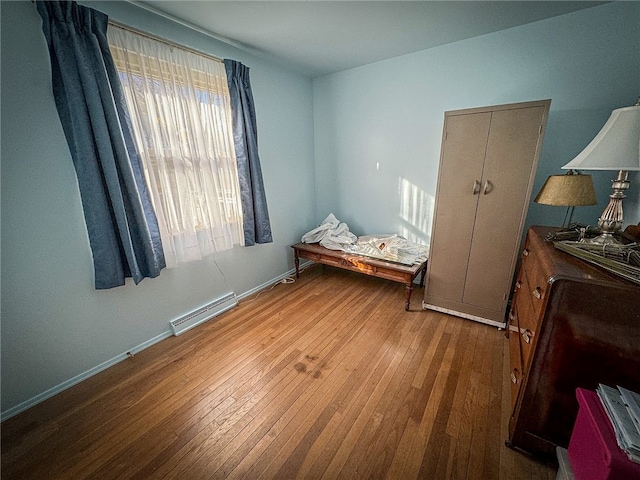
[0,331,172,422]
[0,262,312,422]
[237,261,313,300]
[422,301,507,329]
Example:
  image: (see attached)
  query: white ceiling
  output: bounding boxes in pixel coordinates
[136,1,607,78]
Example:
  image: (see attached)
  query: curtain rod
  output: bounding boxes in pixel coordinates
[32,0,225,63]
[108,19,224,64]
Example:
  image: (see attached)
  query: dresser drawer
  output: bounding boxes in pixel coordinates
[509,300,535,373]
[514,272,537,326]
[520,250,548,321]
[519,243,536,275]
[519,322,535,372]
[507,308,523,407]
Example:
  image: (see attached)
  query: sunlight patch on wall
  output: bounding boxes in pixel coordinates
[398,177,434,245]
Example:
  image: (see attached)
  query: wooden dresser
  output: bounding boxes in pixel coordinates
[507,226,640,457]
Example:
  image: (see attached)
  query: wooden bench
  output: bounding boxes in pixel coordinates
[291,242,427,310]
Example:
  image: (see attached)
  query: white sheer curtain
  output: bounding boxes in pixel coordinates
[107,25,244,268]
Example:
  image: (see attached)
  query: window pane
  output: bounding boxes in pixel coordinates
[108,26,244,266]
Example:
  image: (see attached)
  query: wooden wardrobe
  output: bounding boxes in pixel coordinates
[424,100,551,326]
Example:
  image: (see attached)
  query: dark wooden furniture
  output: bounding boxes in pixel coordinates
[291,242,427,310]
[506,225,640,458]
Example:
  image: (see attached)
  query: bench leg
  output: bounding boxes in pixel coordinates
[405,283,413,311]
[294,253,300,278]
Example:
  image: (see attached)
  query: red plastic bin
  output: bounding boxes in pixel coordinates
[567,388,640,480]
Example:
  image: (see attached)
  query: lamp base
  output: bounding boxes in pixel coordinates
[590,170,630,245]
[580,232,622,245]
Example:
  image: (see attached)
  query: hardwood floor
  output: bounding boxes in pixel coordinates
[1,265,557,479]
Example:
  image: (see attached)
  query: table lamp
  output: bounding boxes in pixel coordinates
[562,102,640,244]
[534,170,597,227]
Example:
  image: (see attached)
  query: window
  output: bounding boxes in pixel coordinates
[107,25,244,267]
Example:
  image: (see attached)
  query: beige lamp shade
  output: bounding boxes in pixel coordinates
[534,172,597,206]
[562,105,640,171]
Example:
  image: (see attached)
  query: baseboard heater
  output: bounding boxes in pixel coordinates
[169,292,237,336]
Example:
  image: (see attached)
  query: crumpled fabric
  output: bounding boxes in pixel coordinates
[301,213,357,250]
[348,234,429,265]
[301,214,429,265]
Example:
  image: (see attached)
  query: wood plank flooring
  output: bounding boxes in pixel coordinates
[1,264,557,479]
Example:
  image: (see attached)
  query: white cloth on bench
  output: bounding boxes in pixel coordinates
[301,213,429,266]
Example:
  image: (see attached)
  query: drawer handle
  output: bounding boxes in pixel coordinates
[515,280,522,289]
[522,329,533,344]
[532,288,542,300]
[523,249,530,257]
[511,369,519,384]
[472,179,480,195]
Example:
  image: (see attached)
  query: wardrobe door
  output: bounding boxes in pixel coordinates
[463,105,547,316]
[425,112,490,304]
[424,99,550,326]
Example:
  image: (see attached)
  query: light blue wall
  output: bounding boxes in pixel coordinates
[2,0,639,419]
[313,2,640,244]
[1,1,315,416]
